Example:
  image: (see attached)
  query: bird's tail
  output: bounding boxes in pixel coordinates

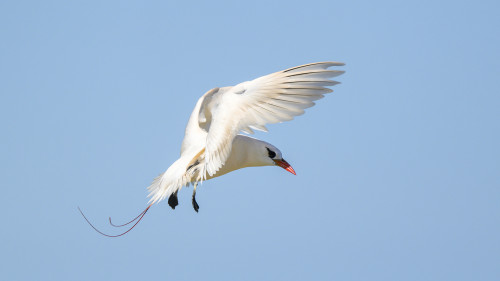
[147,157,191,204]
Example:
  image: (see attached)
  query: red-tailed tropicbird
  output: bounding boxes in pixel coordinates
[79,61,345,237]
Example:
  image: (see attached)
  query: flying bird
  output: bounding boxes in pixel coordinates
[79,61,345,237]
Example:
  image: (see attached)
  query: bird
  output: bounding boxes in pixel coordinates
[79,61,345,237]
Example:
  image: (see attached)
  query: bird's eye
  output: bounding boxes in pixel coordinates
[266,147,276,159]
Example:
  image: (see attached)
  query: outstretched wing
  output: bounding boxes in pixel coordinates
[200,61,345,177]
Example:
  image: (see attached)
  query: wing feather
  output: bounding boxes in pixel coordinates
[199,62,345,177]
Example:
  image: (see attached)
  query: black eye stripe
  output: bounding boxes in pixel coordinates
[266,147,276,158]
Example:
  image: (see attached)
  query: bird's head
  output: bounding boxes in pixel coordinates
[262,144,296,175]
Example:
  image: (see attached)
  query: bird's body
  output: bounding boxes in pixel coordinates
[79,61,344,236]
[147,62,345,209]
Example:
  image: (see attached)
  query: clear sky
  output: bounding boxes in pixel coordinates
[1,0,499,280]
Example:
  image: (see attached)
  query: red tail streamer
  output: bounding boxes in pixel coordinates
[78,204,152,237]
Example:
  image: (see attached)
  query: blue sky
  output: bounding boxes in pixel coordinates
[1,0,499,280]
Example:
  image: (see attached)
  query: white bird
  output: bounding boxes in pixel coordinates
[79,61,345,237]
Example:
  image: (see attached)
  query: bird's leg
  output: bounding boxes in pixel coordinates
[192,182,199,212]
[168,191,179,210]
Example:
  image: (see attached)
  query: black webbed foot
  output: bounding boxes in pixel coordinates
[192,195,199,213]
[168,192,178,209]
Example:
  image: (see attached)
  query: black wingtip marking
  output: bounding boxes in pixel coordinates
[186,160,200,172]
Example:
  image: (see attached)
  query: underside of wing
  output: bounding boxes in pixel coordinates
[200,62,345,177]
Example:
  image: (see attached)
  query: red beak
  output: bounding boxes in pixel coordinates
[273,159,296,175]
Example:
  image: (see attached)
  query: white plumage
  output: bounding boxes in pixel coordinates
[79,61,345,237]
[147,61,345,207]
